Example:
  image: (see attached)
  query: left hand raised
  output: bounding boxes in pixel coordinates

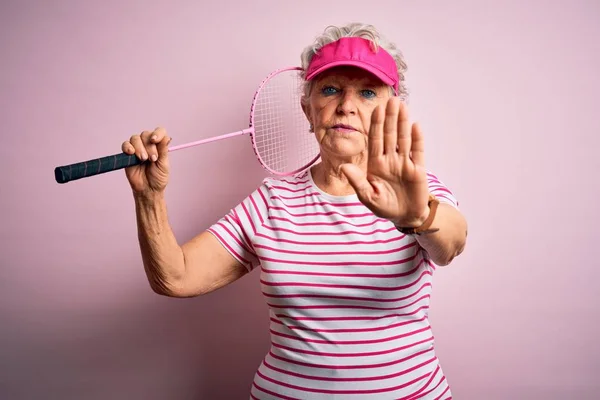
[340,97,431,228]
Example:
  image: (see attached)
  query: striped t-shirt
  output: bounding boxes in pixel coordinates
[208,168,458,400]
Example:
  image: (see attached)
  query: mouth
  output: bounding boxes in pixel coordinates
[331,124,357,132]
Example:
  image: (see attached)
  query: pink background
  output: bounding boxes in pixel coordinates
[2,0,599,399]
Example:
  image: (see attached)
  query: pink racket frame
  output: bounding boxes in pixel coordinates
[168,66,321,176]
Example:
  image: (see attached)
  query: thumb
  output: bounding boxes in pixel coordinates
[339,164,373,201]
[157,135,172,161]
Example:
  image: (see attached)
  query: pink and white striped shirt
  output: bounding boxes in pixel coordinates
[208,168,458,400]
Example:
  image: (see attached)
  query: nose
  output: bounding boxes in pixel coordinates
[336,90,358,116]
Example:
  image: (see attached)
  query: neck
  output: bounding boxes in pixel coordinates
[311,155,367,196]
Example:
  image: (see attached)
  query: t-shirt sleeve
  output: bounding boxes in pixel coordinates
[206,183,270,271]
[426,171,460,209]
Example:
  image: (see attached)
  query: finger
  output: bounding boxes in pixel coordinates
[396,102,411,156]
[383,97,400,154]
[339,163,373,202]
[368,105,385,157]
[129,134,148,161]
[156,133,172,162]
[410,122,425,166]
[150,126,167,144]
[140,130,158,162]
[150,127,171,162]
[121,141,135,155]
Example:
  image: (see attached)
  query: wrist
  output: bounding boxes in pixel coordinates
[134,189,166,207]
[392,207,430,228]
[394,194,440,236]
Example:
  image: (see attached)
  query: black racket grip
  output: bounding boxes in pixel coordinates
[54,152,143,184]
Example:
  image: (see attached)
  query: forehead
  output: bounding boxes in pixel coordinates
[313,66,387,86]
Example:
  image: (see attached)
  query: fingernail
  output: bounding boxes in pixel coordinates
[142,152,148,160]
[152,135,157,141]
[151,154,157,162]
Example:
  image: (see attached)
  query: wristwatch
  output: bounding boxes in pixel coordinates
[395,194,440,236]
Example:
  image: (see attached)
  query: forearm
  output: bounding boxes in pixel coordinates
[134,192,186,295]
[415,203,467,266]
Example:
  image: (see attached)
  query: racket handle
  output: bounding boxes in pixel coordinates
[54,152,143,184]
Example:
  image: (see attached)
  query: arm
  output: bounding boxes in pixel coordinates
[135,192,248,298]
[415,203,467,266]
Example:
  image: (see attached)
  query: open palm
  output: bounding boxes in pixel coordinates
[340,98,431,227]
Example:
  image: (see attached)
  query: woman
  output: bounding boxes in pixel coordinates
[122,23,467,399]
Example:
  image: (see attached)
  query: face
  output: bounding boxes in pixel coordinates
[302,66,392,161]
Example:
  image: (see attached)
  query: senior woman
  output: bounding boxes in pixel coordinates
[122,23,467,399]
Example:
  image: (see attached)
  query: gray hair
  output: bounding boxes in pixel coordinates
[299,23,408,103]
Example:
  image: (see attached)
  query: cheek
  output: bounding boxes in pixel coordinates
[360,96,389,127]
[358,105,378,130]
[311,98,337,121]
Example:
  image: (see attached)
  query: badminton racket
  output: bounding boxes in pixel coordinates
[54,66,321,184]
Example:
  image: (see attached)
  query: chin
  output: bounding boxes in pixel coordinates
[325,142,365,159]
[319,133,366,158]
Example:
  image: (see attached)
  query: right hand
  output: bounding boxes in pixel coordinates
[121,127,172,195]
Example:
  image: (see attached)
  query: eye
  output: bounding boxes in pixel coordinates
[360,89,377,99]
[321,86,338,95]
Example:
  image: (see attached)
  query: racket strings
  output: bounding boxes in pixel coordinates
[252,70,319,175]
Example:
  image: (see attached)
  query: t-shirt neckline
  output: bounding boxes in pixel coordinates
[306,167,359,202]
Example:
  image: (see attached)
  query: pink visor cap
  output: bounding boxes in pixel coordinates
[305,37,400,95]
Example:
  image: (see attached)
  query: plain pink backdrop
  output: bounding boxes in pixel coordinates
[2,0,599,399]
